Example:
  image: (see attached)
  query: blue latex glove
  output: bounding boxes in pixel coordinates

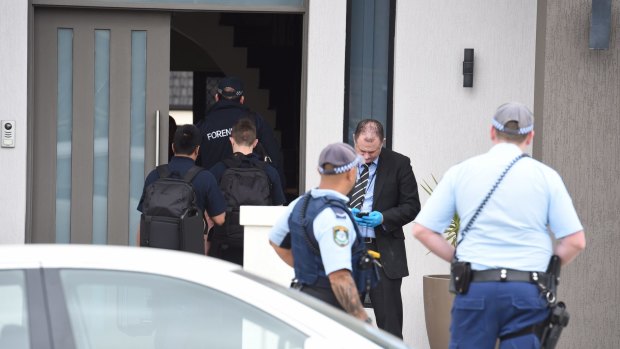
[361,211,383,228]
[350,207,365,225]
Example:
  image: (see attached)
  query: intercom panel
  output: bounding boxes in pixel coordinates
[1,120,16,148]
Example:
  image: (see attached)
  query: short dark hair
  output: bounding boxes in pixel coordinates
[231,118,257,147]
[496,121,528,143]
[173,124,201,155]
[354,119,384,141]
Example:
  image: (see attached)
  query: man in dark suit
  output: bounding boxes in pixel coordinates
[348,119,420,339]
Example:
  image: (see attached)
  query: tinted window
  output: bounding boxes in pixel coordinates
[344,0,395,148]
[0,270,30,349]
[59,269,306,349]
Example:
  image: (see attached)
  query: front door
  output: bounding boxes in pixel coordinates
[32,8,170,245]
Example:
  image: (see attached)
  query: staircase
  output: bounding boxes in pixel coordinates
[171,12,302,198]
[171,12,275,125]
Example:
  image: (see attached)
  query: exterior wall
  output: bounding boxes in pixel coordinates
[393,1,537,347]
[303,0,347,191]
[541,1,620,348]
[0,1,29,244]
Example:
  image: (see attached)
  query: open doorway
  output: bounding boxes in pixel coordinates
[168,12,303,202]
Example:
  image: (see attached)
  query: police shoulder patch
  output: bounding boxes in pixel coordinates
[332,225,349,247]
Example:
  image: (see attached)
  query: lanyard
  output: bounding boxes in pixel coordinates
[456,153,529,248]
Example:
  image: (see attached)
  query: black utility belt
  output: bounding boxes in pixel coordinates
[471,268,549,284]
[450,260,552,295]
[290,276,331,290]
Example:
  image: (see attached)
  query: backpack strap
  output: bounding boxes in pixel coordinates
[251,158,269,170]
[183,165,204,183]
[156,165,171,179]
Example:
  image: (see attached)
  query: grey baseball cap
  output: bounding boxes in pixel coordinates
[492,102,534,135]
[318,143,361,175]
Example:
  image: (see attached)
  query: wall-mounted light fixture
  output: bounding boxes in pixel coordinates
[463,48,474,88]
[589,0,612,50]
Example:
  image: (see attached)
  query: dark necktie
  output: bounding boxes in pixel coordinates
[349,164,369,209]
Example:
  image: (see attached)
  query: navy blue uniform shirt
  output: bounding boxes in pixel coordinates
[209,153,286,206]
[137,156,227,217]
[195,99,284,187]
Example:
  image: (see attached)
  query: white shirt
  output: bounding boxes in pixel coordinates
[415,143,583,271]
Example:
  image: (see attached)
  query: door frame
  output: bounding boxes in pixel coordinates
[26,0,310,243]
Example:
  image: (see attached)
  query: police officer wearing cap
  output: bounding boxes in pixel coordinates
[413,102,586,349]
[195,77,284,188]
[269,143,378,323]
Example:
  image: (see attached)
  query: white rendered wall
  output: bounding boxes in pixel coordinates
[241,205,293,285]
[393,1,537,348]
[0,1,28,244]
[303,0,347,191]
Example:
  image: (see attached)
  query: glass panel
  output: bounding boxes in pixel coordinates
[345,0,392,145]
[0,270,30,349]
[59,269,307,349]
[56,28,73,243]
[129,31,147,246]
[93,30,111,245]
[38,0,304,9]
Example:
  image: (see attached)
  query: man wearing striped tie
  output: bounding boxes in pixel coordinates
[349,119,421,339]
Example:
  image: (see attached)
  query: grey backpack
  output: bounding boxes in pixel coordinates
[140,165,205,254]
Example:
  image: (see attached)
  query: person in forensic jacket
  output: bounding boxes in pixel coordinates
[195,76,285,188]
[269,143,376,323]
[413,102,586,349]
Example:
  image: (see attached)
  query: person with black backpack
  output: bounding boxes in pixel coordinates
[137,124,226,254]
[208,118,286,266]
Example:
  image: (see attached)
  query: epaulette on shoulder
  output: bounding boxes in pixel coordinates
[329,205,348,219]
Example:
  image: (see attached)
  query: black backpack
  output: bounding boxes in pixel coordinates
[140,165,205,254]
[212,156,272,247]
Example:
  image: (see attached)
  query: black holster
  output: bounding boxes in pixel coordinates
[540,301,570,349]
[544,255,561,296]
[537,255,566,348]
[290,278,303,290]
[449,259,472,295]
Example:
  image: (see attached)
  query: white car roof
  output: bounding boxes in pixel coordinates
[0,244,411,349]
[0,244,240,273]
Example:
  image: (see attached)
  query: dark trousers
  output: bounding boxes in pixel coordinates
[449,282,549,349]
[300,284,343,311]
[208,241,244,266]
[366,240,404,339]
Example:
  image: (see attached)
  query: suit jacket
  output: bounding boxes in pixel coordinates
[369,148,420,279]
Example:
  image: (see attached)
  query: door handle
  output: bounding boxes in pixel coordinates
[155,110,160,166]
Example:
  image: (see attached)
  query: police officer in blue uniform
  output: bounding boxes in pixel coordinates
[270,143,377,323]
[195,77,284,188]
[413,102,586,349]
